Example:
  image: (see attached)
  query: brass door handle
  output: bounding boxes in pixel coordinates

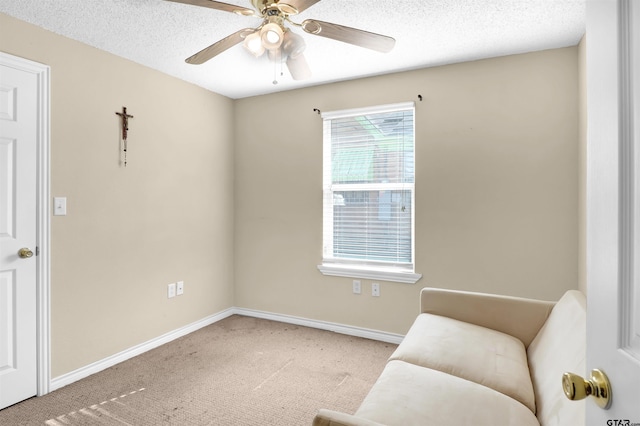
[562,369,612,409]
[18,248,34,259]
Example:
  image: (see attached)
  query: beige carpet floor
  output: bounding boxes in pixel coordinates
[0,315,397,425]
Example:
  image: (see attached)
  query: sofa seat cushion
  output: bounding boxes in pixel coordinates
[355,360,540,426]
[389,313,536,413]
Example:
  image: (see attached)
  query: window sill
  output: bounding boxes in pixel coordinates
[317,264,422,284]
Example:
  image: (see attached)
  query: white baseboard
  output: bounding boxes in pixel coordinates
[232,308,405,345]
[50,308,235,391]
[50,307,403,392]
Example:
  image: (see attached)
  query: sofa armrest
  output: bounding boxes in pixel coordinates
[420,287,556,347]
[312,410,386,426]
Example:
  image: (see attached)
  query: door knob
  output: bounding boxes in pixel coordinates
[18,248,34,259]
[562,369,612,409]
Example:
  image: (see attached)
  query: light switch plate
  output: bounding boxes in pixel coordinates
[53,197,67,216]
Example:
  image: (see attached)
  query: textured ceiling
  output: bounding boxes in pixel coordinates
[0,0,585,99]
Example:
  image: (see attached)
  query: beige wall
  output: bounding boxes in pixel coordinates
[235,47,580,335]
[2,11,581,377]
[1,14,236,377]
[578,35,588,295]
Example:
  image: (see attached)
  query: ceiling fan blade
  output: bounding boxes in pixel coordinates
[285,0,322,13]
[165,0,257,16]
[301,19,395,53]
[185,28,254,64]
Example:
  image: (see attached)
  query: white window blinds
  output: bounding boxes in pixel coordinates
[322,102,416,274]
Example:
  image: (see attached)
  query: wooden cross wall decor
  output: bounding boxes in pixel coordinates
[115,106,134,167]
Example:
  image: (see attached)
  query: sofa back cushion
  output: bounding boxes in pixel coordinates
[527,290,586,426]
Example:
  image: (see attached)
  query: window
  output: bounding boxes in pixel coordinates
[318,102,421,284]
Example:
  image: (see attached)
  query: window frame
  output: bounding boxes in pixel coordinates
[317,102,422,284]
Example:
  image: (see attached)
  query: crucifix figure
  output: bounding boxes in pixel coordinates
[115,106,134,167]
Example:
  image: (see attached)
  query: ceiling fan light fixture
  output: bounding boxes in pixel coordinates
[260,22,284,50]
[243,31,265,57]
[286,53,312,80]
[282,30,306,59]
[267,47,283,62]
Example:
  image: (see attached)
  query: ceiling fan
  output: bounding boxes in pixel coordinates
[165,0,396,81]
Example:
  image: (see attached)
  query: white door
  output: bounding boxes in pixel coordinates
[586,0,640,422]
[0,55,40,409]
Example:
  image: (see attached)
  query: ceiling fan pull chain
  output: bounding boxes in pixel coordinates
[273,47,284,85]
[280,53,284,78]
[273,57,278,85]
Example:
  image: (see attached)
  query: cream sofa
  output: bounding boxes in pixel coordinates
[313,288,586,426]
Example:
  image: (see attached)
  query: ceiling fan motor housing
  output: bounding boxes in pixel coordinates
[252,0,299,16]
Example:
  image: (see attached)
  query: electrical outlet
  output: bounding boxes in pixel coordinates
[177,281,184,295]
[352,280,361,294]
[168,283,176,298]
[372,282,380,297]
